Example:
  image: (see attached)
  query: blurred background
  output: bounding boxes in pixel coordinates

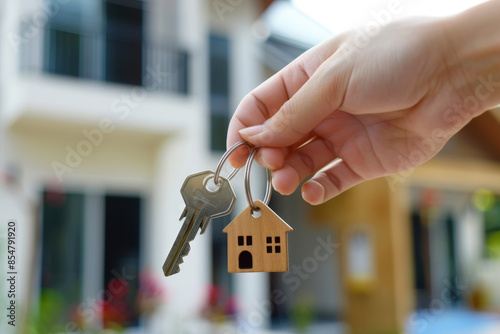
[1,0,500,333]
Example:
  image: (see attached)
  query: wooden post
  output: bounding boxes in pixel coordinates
[311,177,414,334]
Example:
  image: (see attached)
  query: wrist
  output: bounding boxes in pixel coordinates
[439,1,500,111]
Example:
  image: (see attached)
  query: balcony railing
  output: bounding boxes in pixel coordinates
[20,26,189,95]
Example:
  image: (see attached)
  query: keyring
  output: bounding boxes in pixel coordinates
[244,146,272,212]
[214,141,252,185]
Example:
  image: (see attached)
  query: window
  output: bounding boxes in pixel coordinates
[209,34,230,151]
[45,29,81,77]
[40,192,84,326]
[105,1,143,85]
[266,235,281,253]
[103,195,141,327]
[44,0,84,77]
[237,235,253,247]
[39,190,142,330]
[35,0,189,94]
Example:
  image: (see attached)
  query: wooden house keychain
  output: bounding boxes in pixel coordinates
[223,146,293,273]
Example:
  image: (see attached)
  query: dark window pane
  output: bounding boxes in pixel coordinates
[247,236,252,246]
[105,2,143,85]
[275,236,280,244]
[46,29,81,77]
[209,35,229,94]
[267,237,272,244]
[211,215,232,295]
[104,195,141,327]
[267,246,273,254]
[40,191,84,327]
[173,51,189,94]
[209,34,230,151]
[210,114,230,152]
[275,246,281,253]
[238,236,244,246]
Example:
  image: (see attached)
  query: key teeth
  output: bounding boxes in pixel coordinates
[179,207,188,221]
[182,244,191,256]
[164,265,181,277]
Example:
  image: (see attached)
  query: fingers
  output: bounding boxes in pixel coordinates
[227,37,342,168]
[226,62,314,168]
[271,138,337,195]
[239,53,352,148]
[301,159,364,205]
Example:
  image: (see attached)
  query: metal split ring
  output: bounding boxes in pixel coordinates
[244,146,272,212]
[214,141,252,185]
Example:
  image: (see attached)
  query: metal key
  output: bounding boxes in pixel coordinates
[163,170,236,276]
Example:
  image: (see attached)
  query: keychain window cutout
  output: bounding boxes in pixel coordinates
[237,235,253,246]
[266,235,281,254]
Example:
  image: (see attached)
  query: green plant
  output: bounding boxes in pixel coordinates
[289,295,315,333]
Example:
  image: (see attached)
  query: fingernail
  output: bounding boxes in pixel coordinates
[302,180,325,205]
[239,125,264,138]
[271,176,283,195]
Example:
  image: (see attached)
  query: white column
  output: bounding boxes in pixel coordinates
[149,124,210,328]
[228,2,272,332]
[82,192,105,329]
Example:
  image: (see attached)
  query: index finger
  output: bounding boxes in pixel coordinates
[227,37,340,167]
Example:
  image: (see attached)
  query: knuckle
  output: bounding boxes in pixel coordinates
[269,108,292,133]
[260,128,276,143]
[319,170,343,195]
[297,151,315,175]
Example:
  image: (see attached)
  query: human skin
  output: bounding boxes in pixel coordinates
[227,1,500,205]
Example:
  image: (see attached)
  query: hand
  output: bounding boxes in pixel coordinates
[227,4,500,205]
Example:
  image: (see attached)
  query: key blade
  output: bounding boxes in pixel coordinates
[163,171,237,276]
[163,207,201,276]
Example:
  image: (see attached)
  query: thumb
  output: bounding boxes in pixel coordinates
[239,58,350,147]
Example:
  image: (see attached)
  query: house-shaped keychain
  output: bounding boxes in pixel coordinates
[223,200,293,273]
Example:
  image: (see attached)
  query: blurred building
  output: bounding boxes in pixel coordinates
[2,0,500,334]
[0,0,277,332]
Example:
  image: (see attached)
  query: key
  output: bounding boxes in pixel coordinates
[163,170,236,276]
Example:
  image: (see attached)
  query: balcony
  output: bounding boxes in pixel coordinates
[7,25,199,137]
[20,26,190,95]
